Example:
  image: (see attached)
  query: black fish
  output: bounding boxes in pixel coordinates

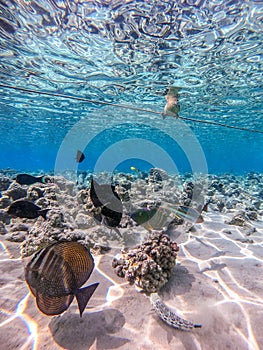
[7,199,49,219]
[76,150,85,163]
[16,174,46,185]
[25,241,99,316]
[90,179,123,228]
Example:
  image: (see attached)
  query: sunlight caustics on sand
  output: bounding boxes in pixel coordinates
[0,207,263,349]
[0,242,38,350]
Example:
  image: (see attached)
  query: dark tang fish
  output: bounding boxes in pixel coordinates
[7,199,49,219]
[25,241,99,316]
[90,178,118,208]
[16,174,46,185]
[90,179,123,228]
[76,150,85,163]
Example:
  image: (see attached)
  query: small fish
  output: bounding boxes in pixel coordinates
[76,150,85,163]
[130,167,148,179]
[25,241,99,316]
[90,179,123,228]
[130,166,141,173]
[16,174,46,185]
[150,293,202,331]
[7,199,49,219]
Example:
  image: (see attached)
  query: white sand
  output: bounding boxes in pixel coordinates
[1,210,263,350]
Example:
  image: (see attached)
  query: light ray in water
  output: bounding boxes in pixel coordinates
[0,293,38,350]
[94,255,126,306]
[0,243,38,350]
[0,241,11,257]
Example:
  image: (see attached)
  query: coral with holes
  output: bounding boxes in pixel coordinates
[112,232,179,293]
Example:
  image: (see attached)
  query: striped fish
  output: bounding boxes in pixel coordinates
[150,293,202,331]
[149,168,168,183]
[165,205,204,224]
[25,241,99,316]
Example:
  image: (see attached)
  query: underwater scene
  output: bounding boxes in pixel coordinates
[0,1,263,349]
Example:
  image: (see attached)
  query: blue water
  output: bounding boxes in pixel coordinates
[0,0,262,175]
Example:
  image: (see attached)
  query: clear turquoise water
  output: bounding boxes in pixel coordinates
[0,0,262,174]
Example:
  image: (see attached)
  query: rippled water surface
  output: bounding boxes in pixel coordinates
[0,0,262,172]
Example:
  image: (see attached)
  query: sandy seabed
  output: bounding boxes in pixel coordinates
[0,172,263,350]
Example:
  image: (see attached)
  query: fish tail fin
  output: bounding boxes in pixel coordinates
[38,208,50,220]
[36,175,45,183]
[76,282,99,317]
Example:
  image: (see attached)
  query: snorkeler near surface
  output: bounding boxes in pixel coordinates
[162,86,181,119]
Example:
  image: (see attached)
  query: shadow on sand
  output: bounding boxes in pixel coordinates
[160,264,196,299]
[49,308,129,350]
